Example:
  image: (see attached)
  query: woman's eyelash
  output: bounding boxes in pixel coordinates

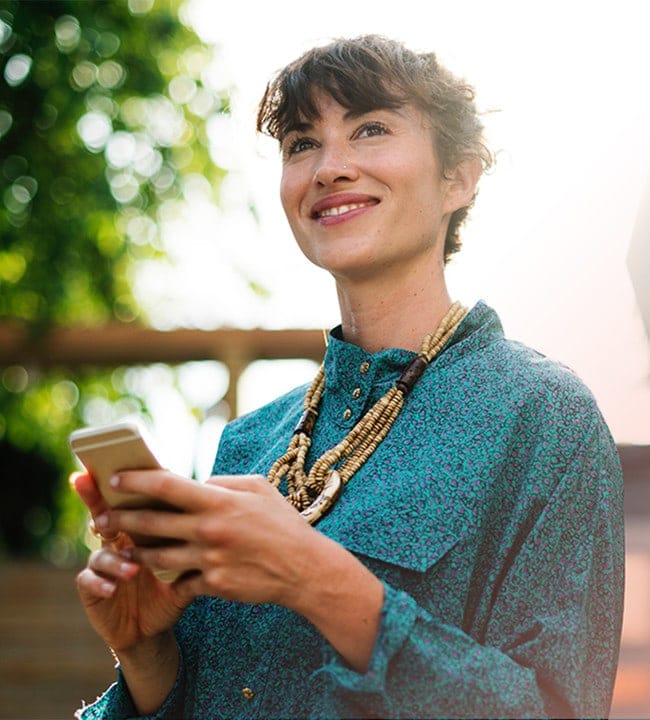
[358,121,389,137]
[285,137,316,156]
[284,120,389,157]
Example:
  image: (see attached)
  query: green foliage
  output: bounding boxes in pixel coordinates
[0,0,229,324]
[0,365,150,561]
[0,0,232,561]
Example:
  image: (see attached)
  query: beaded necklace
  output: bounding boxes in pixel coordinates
[267,301,468,524]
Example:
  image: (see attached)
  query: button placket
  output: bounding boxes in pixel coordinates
[341,359,372,422]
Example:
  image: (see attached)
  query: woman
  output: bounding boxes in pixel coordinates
[74,35,624,719]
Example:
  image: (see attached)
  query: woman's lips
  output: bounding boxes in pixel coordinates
[316,202,374,218]
[310,194,379,223]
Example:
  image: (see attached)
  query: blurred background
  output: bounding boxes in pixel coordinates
[0,0,648,717]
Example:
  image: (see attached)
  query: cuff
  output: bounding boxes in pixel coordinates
[316,581,418,694]
[75,643,185,720]
[74,676,137,720]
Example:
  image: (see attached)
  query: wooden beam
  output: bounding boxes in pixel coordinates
[0,323,327,368]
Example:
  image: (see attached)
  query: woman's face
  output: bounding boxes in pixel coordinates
[279,91,459,284]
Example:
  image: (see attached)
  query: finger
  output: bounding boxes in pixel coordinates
[76,566,118,600]
[71,471,109,517]
[131,542,203,578]
[88,547,140,582]
[204,475,278,496]
[110,470,217,513]
[205,474,270,493]
[206,476,291,512]
[88,516,124,545]
[98,506,199,545]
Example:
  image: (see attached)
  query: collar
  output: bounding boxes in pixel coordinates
[322,301,504,430]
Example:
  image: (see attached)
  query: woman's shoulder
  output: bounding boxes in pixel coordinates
[486,305,594,385]
[474,337,616,459]
[497,337,596,406]
[447,302,605,426]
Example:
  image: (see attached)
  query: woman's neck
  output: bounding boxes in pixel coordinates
[334,264,453,354]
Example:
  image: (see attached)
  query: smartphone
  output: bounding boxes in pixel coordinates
[69,420,182,581]
[69,420,167,510]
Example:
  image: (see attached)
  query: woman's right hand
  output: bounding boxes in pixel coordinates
[73,472,189,653]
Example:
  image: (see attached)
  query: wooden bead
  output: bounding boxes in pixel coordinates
[293,407,318,436]
[396,355,429,395]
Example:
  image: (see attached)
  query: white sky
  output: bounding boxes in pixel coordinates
[143,0,650,455]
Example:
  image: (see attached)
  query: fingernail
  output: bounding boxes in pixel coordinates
[95,513,109,529]
[109,475,120,488]
[100,581,116,597]
[119,548,133,561]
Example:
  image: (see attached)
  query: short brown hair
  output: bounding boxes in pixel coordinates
[257,34,494,263]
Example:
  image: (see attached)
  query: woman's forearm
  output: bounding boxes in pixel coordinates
[115,630,179,715]
[288,531,384,672]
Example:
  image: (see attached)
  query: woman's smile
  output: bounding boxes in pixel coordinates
[310,192,379,224]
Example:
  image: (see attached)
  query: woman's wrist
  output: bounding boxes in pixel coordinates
[111,629,176,659]
[114,631,179,715]
[287,530,384,672]
[113,629,177,663]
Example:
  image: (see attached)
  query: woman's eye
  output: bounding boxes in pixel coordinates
[285,137,316,156]
[357,121,389,139]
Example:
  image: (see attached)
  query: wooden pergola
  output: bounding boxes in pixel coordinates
[0,322,327,419]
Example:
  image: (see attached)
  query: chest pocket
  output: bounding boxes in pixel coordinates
[318,457,474,574]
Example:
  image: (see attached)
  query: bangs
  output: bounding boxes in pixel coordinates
[258,43,410,141]
[283,77,404,137]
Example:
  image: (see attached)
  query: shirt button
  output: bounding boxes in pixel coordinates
[242,687,254,700]
[352,387,361,399]
[343,408,352,421]
[359,361,370,374]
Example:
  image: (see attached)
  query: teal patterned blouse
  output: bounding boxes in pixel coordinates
[77,302,625,719]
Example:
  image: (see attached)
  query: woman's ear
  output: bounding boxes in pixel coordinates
[443,156,483,213]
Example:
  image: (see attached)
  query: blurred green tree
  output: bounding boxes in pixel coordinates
[0,0,232,561]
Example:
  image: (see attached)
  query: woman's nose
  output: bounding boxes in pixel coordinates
[312,148,358,186]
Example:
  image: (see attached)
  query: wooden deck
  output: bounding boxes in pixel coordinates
[0,562,115,720]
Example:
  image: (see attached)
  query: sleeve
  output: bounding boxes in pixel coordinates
[75,641,187,720]
[314,415,625,719]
